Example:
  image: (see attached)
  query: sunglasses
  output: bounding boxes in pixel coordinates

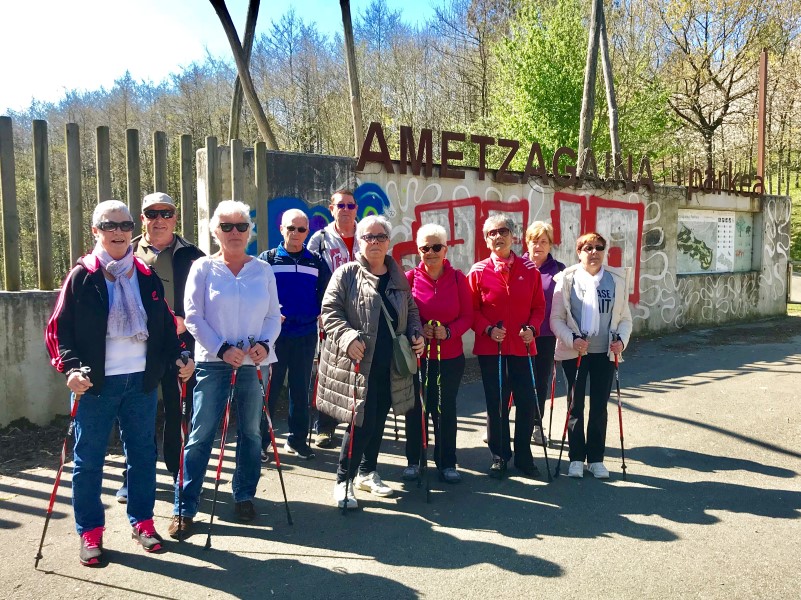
[486,227,511,238]
[361,233,389,243]
[219,222,250,233]
[285,225,308,233]
[97,220,135,232]
[419,244,445,253]
[582,244,606,253]
[335,203,357,210]
[143,209,175,220]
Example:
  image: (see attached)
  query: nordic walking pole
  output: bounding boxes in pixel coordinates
[547,360,557,442]
[523,332,552,482]
[176,350,191,541]
[554,334,586,478]
[496,320,505,477]
[249,337,293,525]
[35,366,91,568]
[612,332,628,479]
[205,341,244,549]
[434,321,443,500]
[307,330,324,447]
[415,329,429,499]
[342,334,361,515]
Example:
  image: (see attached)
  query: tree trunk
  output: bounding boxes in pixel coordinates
[228,0,260,142]
[209,0,279,150]
[340,0,364,156]
[597,1,620,157]
[577,0,601,176]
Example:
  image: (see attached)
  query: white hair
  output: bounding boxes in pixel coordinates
[210,200,255,246]
[356,214,392,238]
[281,208,308,227]
[482,214,515,237]
[92,200,131,227]
[416,223,447,246]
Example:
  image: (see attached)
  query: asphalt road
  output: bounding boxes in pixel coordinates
[2,316,800,599]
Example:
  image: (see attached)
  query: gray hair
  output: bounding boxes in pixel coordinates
[482,214,515,238]
[281,208,308,227]
[356,214,392,239]
[416,223,447,246]
[210,200,254,246]
[92,200,131,227]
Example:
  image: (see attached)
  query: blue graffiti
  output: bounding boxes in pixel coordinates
[354,182,390,217]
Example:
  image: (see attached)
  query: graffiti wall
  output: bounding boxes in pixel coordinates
[196,147,789,335]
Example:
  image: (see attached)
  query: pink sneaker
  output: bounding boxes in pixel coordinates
[79,527,104,566]
[131,519,164,552]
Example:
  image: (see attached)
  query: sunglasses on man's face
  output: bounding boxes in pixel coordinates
[143,209,175,220]
[361,233,389,243]
[285,225,308,233]
[486,227,511,238]
[582,244,606,253]
[218,222,250,233]
[335,203,357,210]
[97,220,135,232]
[419,244,445,253]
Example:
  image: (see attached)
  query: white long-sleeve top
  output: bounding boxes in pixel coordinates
[184,256,282,365]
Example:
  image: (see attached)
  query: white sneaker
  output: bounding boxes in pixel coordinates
[567,461,584,478]
[333,480,358,509]
[588,462,610,479]
[532,426,548,445]
[354,471,394,497]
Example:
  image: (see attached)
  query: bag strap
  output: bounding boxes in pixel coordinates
[378,297,399,340]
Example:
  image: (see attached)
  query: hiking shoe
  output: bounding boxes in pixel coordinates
[334,480,358,509]
[284,440,316,459]
[167,515,193,539]
[588,462,610,479]
[515,462,541,478]
[79,527,104,566]
[354,471,394,497]
[261,448,272,464]
[440,468,462,484]
[489,458,507,479]
[532,426,548,446]
[402,464,420,481]
[235,500,256,522]
[315,431,334,448]
[116,484,128,504]
[568,461,585,478]
[131,519,164,552]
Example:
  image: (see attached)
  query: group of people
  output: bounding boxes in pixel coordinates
[45,187,633,565]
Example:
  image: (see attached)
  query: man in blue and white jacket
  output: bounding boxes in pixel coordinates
[258,209,331,459]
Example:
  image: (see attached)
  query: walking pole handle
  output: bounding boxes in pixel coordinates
[180,350,190,365]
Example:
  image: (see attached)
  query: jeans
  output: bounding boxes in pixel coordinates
[562,352,615,463]
[261,332,316,448]
[72,372,157,535]
[174,362,263,518]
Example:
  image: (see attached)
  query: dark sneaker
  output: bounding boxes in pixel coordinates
[235,500,256,522]
[402,464,420,481]
[116,484,128,504]
[79,527,104,566]
[439,467,462,483]
[489,458,507,479]
[131,519,164,552]
[284,440,315,459]
[315,431,333,448]
[261,448,272,464]
[515,462,541,478]
[167,515,193,539]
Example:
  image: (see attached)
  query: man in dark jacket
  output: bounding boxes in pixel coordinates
[123,192,204,498]
[258,209,331,459]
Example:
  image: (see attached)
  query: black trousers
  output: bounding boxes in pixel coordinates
[478,354,536,467]
[404,354,465,470]
[561,352,615,463]
[336,364,392,483]
[160,364,196,478]
[533,336,557,424]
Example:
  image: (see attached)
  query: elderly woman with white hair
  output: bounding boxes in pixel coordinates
[402,223,472,484]
[468,214,546,479]
[316,215,424,508]
[46,200,195,565]
[171,200,281,536]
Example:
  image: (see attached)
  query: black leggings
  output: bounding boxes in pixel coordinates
[404,354,465,470]
[533,336,557,424]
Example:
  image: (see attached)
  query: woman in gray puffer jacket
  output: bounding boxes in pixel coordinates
[317,215,424,509]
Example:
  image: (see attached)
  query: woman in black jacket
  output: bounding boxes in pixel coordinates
[45,200,194,566]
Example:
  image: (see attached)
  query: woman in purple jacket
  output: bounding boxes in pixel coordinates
[524,221,566,445]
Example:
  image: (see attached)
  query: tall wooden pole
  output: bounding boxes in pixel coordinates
[757,48,767,180]
[33,120,53,290]
[340,0,365,156]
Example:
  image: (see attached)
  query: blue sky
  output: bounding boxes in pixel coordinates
[0,0,436,114]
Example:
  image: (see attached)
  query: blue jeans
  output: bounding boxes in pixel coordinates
[174,362,263,518]
[72,372,157,535]
[262,332,316,447]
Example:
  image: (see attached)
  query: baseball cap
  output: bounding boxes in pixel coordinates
[142,192,176,211]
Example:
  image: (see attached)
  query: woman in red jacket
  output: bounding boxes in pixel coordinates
[468,215,546,478]
[403,224,473,483]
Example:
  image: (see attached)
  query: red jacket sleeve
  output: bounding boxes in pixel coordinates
[448,270,474,339]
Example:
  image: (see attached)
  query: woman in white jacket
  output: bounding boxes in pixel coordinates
[550,232,632,479]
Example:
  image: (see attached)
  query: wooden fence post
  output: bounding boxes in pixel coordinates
[0,116,21,291]
[180,134,194,242]
[66,123,83,265]
[254,141,268,254]
[153,130,168,192]
[33,119,53,290]
[206,136,219,216]
[126,128,141,235]
[230,139,244,201]
[96,126,111,201]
